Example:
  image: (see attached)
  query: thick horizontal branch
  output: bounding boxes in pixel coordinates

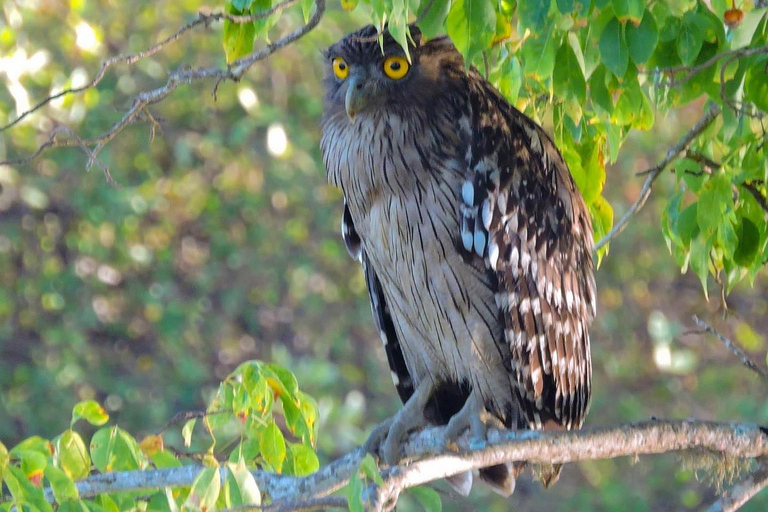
[47,420,768,512]
[594,103,721,251]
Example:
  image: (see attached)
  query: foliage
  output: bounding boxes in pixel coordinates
[1,0,768,511]
[0,362,319,512]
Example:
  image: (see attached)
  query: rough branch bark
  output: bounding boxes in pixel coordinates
[46,420,768,512]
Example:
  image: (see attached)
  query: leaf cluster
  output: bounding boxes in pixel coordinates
[0,362,320,512]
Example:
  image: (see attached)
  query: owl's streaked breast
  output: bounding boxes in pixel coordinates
[320,111,513,415]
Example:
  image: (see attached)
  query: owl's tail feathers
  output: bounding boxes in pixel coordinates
[479,461,525,497]
[445,471,473,496]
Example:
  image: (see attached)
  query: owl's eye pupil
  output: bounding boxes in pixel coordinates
[390,62,401,71]
[339,63,346,70]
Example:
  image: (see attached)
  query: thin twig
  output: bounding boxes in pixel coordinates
[0,0,324,182]
[693,315,768,381]
[0,0,302,133]
[664,43,768,88]
[593,103,721,252]
[742,181,768,216]
[704,457,768,512]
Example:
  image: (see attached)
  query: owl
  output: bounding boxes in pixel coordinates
[320,25,596,496]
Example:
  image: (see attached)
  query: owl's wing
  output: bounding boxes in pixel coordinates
[460,81,596,430]
[342,201,415,404]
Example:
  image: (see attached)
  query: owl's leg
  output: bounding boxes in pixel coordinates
[368,379,434,466]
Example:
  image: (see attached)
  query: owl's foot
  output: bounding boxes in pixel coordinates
[443,388,499,448]
[443,389,517,497]
[373,380,434,466]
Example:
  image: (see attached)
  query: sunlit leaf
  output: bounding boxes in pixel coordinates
[71,400,109,427]
[183,467,221,512]
[55,430,91,480]
[287,443,319,476]
[446,0,496,65]
[45,465,79,503]
[259,422,286,472]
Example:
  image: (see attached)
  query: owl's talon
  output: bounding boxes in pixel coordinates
[444,389,489,448]
[363,418,393,457]
[376,380,434,466]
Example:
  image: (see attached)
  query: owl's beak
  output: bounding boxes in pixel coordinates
[345,74,372,123]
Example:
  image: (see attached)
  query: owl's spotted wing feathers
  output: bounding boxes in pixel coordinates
[460,77,596,430]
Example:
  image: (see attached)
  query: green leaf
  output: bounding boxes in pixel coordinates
[416,0,449,40]
[611,0,643,23]
[556,0,575,15]
[554,39,587,103]
[300,0,315,22]
[287,443,319,476]
[345,472,364,512]
[446,0,496,65]
[734,216,760,266]
[183,467,221,512]
[676,11,705,66]
[408,486,442,512]
[71,400,109,427]
[359,453,383,484]
[590,195,614,266]
[55,430,91,480]
[151,449,183,469]
[598,17,629,77]
[497,56,522,103]
[0,440,8,482]
[223,6,256,63]
[522,23,559,80]
[259,422,286,472]
[90,426,145,473]
[182,419,196,448]
[689,235,711,298]
[4,466,54,512]
[388,0,411,60]
[625,10,658,65]
[58,500,90,512]
[745,56,768,112]
[519,0,551,32]
[227,459,261,506]
[45,465,79,503]
[263,363,300,403]
[697,174,730,237]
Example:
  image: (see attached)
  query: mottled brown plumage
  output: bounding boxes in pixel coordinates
[320,25,596,495]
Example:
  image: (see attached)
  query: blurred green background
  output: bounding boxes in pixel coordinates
[1,1,767,510]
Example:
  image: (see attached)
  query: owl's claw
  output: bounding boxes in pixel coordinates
[367,380,434,466]
[444,389,494,449]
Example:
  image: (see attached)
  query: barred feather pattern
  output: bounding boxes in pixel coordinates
[320,26,596,440]
[459,78,597,429]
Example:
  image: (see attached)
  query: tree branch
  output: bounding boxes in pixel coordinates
[44,420,768,511]
[705,457,768,512]
[693,315,768,381]
[0,0,326,180]
[594,103,721,252]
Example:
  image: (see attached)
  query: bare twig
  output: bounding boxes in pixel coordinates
[37,420,768,511]
[742,181,768,216]
[664,43,768,88]
[593,103,721,252]
[704,457,768,512]
[0,0,325,179]
[693,315,768,381]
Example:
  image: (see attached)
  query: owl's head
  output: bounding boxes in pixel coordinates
[323,25,464,122]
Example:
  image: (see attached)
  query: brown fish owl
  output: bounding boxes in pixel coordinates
[320,25,596,495]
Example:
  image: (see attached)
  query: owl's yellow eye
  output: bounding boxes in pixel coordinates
[383,56,409,80]
[332,57,349,80]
